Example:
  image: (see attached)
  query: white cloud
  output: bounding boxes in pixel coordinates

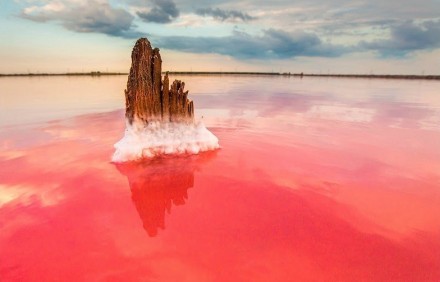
[21,0,136,37]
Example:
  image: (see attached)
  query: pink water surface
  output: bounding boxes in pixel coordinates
[1,75,440,281]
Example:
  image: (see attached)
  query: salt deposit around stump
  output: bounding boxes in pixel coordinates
[112,120,219,162]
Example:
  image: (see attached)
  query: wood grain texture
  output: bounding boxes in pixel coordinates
[125,38,194,124]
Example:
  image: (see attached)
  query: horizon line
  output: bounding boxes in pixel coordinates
[0,71,439,80]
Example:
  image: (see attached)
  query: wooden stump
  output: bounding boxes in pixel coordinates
[125,38,194,124]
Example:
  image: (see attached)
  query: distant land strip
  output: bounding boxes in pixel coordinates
[166,72,440,80]
[1,71,439,80]
[296,73,440,80]
[0,71,128,77]
[167,71,281,76]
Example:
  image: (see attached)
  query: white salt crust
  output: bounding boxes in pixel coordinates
[112,119,219,162]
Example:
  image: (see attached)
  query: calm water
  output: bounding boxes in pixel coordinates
[1,75,440,281]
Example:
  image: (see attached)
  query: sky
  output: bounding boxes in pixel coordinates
[0,0,439,74]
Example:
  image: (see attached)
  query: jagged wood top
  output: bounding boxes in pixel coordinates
[125,38,194,124]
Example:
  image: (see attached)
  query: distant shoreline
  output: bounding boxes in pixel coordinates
[1,71,439,80]
[166,72,440,80]
[0,72,127,77]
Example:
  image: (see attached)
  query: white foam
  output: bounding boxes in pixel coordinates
[112,119,219,162]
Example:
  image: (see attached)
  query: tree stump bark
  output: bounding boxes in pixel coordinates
[125,38,194,124]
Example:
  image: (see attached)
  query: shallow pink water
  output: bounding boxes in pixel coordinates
[1,75,440,281]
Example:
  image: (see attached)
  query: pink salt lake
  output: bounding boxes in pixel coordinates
[0,75,439,281]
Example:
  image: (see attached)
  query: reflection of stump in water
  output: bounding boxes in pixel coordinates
[115,152,216,237]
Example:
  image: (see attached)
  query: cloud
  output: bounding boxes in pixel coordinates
[21,0,136,38]
[17,0,440,60]
[361,20,440,56]
[155,29,348,59]
[195,7,255,22]
[137,0,179,23]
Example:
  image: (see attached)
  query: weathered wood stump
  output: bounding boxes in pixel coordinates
[125,38,194,124]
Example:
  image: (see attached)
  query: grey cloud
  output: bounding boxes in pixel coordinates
[19,0,440,58]
[137,0,179,23]
[154,29,348,59]
[195,7,255,22]
[21,1,135,38]
[361,20,440,56]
